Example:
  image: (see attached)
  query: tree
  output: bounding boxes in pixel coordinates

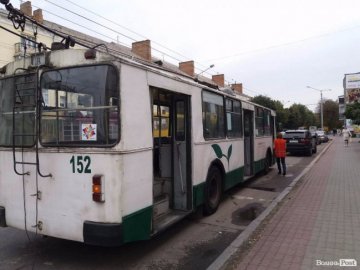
[344,101,360,125]
[286,104,316,129]
[251,95,276,110]
[318,99,343,130]
[251,95,288,130]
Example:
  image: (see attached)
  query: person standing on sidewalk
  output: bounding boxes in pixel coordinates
[342,126,352,147]
[274,132,287,175]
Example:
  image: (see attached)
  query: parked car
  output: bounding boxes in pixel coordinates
[316,130,329,143]
[310,130,321,145]
[283,130,317,156]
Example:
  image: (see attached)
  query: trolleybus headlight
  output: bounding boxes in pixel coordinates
[92,175,105,203]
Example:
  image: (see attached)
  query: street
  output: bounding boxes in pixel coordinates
[0,142,330,270]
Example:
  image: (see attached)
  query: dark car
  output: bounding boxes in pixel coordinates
[316,130,329,143]
[283,130,317,156]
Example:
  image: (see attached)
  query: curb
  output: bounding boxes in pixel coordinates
[207,140,334,270]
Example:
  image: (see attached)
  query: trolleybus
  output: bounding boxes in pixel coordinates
[0,47,275,246]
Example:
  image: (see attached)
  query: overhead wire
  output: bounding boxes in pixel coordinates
[0,24,48,49]
[61,0,193,61]
[43,0,185,64]
[44,0,136,43]
[3,0,265,95]
[44,0,217,73]
[32,4,130,47]
[1,1,96,51]
[31,0,220,76]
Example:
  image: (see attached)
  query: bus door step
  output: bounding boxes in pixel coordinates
[153,194,170,220]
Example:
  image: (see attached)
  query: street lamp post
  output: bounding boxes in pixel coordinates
[306,86,331,130]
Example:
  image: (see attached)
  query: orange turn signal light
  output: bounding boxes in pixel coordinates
[92,175,104,203]
[92,184,101,194]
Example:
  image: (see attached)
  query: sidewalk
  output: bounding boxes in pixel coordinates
[230,137,360,270]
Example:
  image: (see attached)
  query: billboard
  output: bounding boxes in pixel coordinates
[345,73,360,89]
[345,88,360,103]
[345,74,360,103]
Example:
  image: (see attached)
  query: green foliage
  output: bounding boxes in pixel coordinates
[251,95,288,130]
[286,103,316,129]
[251,95,343,130]
[251,95,277,110]
[345,102,360,125]
[321,99,343,129]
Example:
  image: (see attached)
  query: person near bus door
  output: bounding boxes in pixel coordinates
[274,132,287,176]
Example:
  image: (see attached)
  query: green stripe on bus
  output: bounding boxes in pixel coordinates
[193,182,205,208]
[254,158,266,174]
[224,166,244,190]
[122,206,152,243]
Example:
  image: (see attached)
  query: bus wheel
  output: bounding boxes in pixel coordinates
[203,166,222,216]
[263,151,271,175]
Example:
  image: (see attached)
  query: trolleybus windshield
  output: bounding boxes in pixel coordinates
[40,65,119,146]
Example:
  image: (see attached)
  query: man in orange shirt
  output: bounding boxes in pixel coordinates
[274,132,287,176]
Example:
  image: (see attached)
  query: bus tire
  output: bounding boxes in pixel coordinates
[203,166,222,216]
[263,151,271,175]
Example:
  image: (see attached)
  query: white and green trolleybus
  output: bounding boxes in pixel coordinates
[0,47,275,246]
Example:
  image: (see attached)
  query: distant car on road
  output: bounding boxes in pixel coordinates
[310,130,321,145]
[316,130,329,143]
[283,130,317,156]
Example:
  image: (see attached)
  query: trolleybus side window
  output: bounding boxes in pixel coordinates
[0,74,36,147]
[264,109,271,136]
[40,65,119,146]
[202,91,225,139]
[226,98,242,138]
[255,106,265,137]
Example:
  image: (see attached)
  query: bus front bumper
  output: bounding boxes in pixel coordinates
[83,220,123,247]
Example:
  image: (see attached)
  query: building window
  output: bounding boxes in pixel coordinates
[15,35,37,56]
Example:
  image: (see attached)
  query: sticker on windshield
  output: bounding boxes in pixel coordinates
[82,124,97,141]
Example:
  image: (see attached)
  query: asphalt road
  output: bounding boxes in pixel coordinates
[0,142,329,270]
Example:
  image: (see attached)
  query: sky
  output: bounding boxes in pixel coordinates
[11,0,360,110]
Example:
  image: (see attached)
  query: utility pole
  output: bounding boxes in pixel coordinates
[306,86,332,130]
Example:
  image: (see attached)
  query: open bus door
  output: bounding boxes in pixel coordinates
[151,88,191,233]
[173,96,191,211]
[244,109,254,177]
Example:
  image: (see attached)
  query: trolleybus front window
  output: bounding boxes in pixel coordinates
[40,65,119,146]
